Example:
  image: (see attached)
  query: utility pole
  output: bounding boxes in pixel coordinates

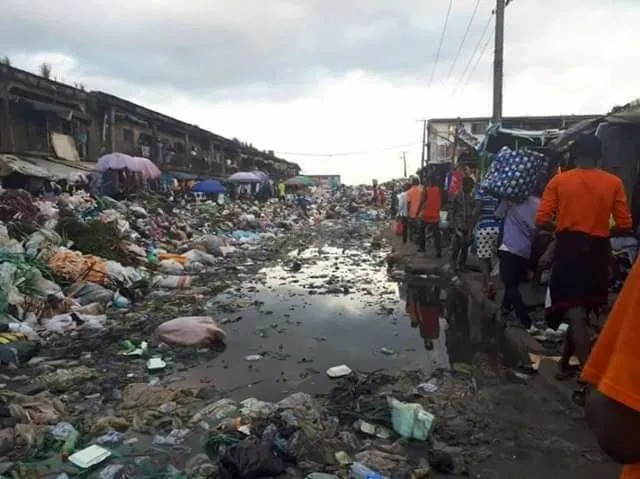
[420,119,427,170]
[401,151,407,177]
[492,0,505,123]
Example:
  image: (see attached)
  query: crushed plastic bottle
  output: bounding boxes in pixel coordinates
[350,462,386,479]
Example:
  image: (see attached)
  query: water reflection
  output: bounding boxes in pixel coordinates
[399,273,500,371]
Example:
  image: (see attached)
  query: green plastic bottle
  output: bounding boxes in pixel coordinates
[61,429,79,460]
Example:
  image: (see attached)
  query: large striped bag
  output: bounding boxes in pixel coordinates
[482,146,548,203]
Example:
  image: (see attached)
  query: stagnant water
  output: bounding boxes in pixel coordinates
[168,246,498,401]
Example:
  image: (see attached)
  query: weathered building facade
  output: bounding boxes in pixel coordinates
[0,64,299,179]
[0,64,91,162]
[89,91,237,177]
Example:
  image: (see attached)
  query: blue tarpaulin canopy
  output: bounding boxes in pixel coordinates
[192,179,225,194]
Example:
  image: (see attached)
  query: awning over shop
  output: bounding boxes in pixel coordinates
[0,155,51,179]
[480,124,565,154]
[456,127,481,149]
[15,98,88,122]
[21,156,94,181]
[545,117,604,152]
[606,104,640,124]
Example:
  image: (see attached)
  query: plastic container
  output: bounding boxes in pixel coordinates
[350,462,386,479]
[68,444,111,468]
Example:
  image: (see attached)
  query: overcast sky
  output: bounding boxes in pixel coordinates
[1,0,638,184]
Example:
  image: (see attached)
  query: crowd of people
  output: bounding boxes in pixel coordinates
[395,134,640,477]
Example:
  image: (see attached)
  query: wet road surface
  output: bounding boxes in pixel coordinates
[170,246,462,401]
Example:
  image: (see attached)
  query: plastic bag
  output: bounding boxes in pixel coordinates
[158,260,185,276]
[44,313,107,334]
[221,437,287,479]
[387,397,434,440]
[31,272,63,298]
[69,282,114,306]
[156,316,226,347]
[184,249,216,266]
[483,147,548,202]
[153,275,193,289]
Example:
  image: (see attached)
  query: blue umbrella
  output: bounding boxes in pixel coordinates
[192,179,225,194]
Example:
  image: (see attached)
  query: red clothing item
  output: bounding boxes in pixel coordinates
[418,305,440,340]
[407,185,423,218]
[448,170,462,195]
[536,168,632,237]
[422,186,441,223]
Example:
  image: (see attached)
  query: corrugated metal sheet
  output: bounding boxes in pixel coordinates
[0,155,51,178]
[0,155,94,180]
[24,157,94,180]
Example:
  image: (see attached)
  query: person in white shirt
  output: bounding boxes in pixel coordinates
[396,183,411,244]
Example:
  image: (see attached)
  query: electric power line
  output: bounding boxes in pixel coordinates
[455,0,514,97]
[457,12,492,87]
[428,0,454,87]
[446,0,481,81]
[276,143,416,158]
[458,17,494,96]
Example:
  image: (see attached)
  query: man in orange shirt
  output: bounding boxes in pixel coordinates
[536,134,632,380]
[406,176,423,245]
[418,175,442,257]
[583,257,640,478]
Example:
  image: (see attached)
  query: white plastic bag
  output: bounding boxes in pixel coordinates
[159,260,185,276]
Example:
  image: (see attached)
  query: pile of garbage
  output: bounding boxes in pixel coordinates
[0,186,404,477]
[0,187,385,353]
[2,366,485,478]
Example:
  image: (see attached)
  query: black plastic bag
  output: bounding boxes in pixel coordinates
[220,437,286,479]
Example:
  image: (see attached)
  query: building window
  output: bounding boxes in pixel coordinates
[122,128,134,154]
[471,122,488,134]
[122,128,133,143]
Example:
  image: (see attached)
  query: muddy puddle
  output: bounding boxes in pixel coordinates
[172,247,499,402]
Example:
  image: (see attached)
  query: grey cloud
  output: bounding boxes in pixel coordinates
[0,0,485,100]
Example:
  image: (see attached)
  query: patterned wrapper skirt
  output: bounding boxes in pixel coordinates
[475,226,500,260]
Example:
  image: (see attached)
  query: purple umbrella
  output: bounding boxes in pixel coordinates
[130,157,162,179]
[251,170,269,182]
[96,153,135,171]
[228,171,262,183]
[96,154,161,179]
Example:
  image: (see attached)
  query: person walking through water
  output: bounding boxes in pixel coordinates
[418,175,442,257]
[535,134,632,386]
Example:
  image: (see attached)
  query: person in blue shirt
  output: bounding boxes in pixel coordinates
[473,186,502,297]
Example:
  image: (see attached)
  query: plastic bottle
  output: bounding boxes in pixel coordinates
[60,429,79,460]
[350,462,386,479]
